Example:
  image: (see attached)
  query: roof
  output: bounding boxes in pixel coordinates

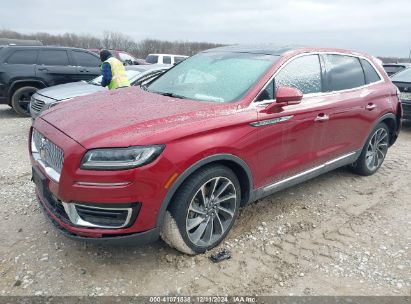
[201,44,375,59]
[202,44,303,56]
[147,53,189,57]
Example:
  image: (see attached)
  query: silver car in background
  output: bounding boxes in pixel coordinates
[29,64,171,119]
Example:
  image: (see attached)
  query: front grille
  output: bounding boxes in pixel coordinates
[30,96,45,112]
[32,129,64,174]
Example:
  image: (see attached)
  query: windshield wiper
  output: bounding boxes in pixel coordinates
[156,92,187,99]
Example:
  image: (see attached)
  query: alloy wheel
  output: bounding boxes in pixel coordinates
[186,176,237,247]
[365,127,388,172]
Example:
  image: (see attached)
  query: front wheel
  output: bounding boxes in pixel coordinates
[161,165,241,254]
[352,123,389,176]
[11,86,38,116]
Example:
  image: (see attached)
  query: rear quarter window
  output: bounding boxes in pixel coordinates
[323,55,365,91]
[72,51,100,67]
[360,59,381,84]
[6,50,38,64]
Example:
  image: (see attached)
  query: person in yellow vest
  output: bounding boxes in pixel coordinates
[99,50,130,90]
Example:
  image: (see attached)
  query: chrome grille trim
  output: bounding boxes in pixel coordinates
[30,96,45,112]
[62,202,133,229]
[31,129,64,182]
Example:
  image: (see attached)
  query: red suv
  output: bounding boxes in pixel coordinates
[30,46,402,254]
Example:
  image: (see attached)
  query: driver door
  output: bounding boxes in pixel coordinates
[253,54,329,187]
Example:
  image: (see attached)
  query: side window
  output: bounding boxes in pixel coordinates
[38,50,70,66]
[72,51,100,67]
[323,55,365,91]
[146,55,159,64]
[6,50,38,64]
[360,59,381,84]
[163,56,172,64]
[174,56,186,64]
[256,80,274,101]
[275,55,322,94]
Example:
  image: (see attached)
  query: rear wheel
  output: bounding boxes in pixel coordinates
[352,123,389,176]
[11,86,38,116]
[161,165,241,254]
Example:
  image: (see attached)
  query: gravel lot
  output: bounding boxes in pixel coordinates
[0,104,410,296]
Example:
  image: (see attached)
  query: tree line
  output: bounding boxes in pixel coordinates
[0,29,225,59]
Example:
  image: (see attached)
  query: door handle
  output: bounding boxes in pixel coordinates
[37,67,49,71]
[366,103,377,111]
[315,113,329,122]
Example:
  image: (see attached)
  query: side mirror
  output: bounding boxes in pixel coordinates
[262,86,303,113]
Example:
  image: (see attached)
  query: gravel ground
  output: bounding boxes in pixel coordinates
[0,104,410,296]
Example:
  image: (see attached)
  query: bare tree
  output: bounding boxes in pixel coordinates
[0,29,225,59]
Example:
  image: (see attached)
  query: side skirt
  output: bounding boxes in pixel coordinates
[250,150,361,202]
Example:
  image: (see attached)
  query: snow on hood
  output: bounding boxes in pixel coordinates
[39,86,241,149]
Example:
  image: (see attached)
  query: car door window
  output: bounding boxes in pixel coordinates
[146,55,159,64]
[323,54,365,91]
[256,55,321,101]
[174,56,186,64]
[163,56,172,64]
[6,50,38,64]
[72,51,100,67]
[38,50,70,66]
[360,59,381,84]
[275,55,322,94]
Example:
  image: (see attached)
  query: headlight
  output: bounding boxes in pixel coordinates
[80,145,165,170]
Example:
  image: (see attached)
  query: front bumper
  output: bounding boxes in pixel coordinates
[34,166,160,244]
[38,192,160,245]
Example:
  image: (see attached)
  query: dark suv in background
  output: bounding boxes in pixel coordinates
[0,46,101,116]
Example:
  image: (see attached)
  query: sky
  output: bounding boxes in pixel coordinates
[1,0,410,57]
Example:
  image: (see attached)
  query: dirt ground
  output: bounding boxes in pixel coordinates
[0,104,410,296]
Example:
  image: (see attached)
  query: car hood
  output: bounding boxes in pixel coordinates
[36,81,106,101]
[39,87,245,149]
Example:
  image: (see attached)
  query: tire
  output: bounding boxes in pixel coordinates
[161,165,241,255]
[11,86,38,116]
[351,122,389,176]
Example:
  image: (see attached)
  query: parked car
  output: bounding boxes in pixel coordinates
[382,63,411,76]
[30,46,401,254]
[145,53,188,65]
[0,45,101,116]
[391,67,411,119]
[89,49,147,65]
[29,64,171,119]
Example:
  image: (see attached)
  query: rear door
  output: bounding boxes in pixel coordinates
[317,54,383,160]
[36,49,79,86]
[70,50,101,81]
[1,49,38,97]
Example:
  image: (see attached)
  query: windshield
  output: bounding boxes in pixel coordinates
[147,52,278,102]
[391,68,411,82]
[89,70,141,85]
